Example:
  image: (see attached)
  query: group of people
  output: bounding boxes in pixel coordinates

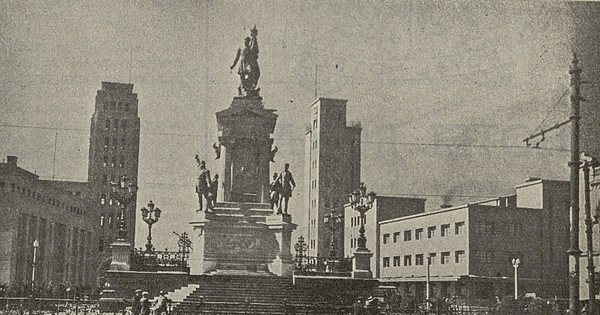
[132,289,170,315]
[195,156,219,212]
[269,163,296,214]
[353,295,380,315]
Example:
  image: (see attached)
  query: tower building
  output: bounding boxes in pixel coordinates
[87,82,141,249]
[305,98,361,258]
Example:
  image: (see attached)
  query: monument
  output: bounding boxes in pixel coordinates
[189,26,297,277]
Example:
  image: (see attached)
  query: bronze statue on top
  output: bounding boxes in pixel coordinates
[230,26,260,97]
[195,155,213,212]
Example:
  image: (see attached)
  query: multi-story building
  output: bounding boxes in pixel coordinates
[344,195,425,278]
[377,179,569,302]
[0,156,96,287]
[87,82,141,250]
[305,98,361,257]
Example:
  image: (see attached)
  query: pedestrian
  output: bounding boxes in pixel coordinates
[153,291,169,315]
[353,296,364,315]
[132,289,142,315]
[140,292,151,315]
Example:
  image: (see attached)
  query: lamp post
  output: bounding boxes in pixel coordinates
[323,208,343,259]
[348,182,376,250]
[426,256,431,309]
[111,174,138,242]
[31,240,39,288]
[512,258,520,300]
[141,200,161,253]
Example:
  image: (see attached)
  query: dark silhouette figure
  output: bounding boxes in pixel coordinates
[277,163,296,214]
[131,289,142,315]
[269,172,281,212]
[195,155,212,212]
[353,297,365,315]
[211,174,219,208]
[140,292,150,315]
[230,26,260,97]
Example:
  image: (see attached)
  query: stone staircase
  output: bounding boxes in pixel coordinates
[169,275,331,314]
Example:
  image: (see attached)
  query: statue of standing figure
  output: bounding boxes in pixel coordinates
[195,155,213,212]
[269,172,281,212]
[230,26,260,97]
[277,163,296,215]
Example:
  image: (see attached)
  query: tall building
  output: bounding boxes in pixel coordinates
[0,156,95,287]
[305,98,361,257]
[87,82,141,250]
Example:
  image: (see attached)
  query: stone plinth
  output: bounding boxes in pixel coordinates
[189,202,296,276]
[109,241,132,271]
[351,249,373,279]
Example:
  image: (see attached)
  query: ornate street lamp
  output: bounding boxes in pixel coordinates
[348,182,376,250]
[512,258,521,299]
[111,174,138,242]
[323,208,343,259]
[141,200,161,253]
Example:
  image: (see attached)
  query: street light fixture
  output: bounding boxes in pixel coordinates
[512,258,521,300]
[111,174,138,242]
[348,182,376,250]
[141,200,161,253]
[323,208,343,260]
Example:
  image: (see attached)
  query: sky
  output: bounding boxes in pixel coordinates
[1,0,584,250]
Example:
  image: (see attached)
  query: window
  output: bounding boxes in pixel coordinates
[100,213,105,227]
[313,119,318,130]
[455,221,465,235]
[509,223,523,236]
[113,118,119,130]
[111,156,116,167]
[104,137,109,148]
[105,119,110,129]
[415,228,423,240]
[455,250,465,263]
[484,221,494,235]
[112,137,117,149]
[404,230,412,241]
[415,254,424,266]
[393,256,401,267]
[103,155,108,167]
[427,226,436,238]
[473,250,494,263]
[120,138,125,149]
[102,175,108,185]
[393,232,400,243]
[441,252,451,264]
[428,253,437,265]
[98,238,104,252]
[383,257,390,268]
[125,103,130,111]
[383,233,390,244]
[404,255,412,266]
[441,224,450,237]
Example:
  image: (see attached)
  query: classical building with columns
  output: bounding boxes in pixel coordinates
[0,156,96,287]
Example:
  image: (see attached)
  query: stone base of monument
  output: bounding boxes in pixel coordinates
[109,241,131,271]
[351,249,374,279]
[189,202,296,277]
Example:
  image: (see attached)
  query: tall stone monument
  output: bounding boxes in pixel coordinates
[189,27,297,277]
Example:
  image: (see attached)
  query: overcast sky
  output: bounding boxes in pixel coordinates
[2,0,583,250]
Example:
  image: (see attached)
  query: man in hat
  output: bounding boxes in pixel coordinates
[140,292,151,315]
[195,155,212,212]
[131,289,142,315]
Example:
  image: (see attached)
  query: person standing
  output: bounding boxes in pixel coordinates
[140,292,151,315]
[353,297,364,315]
[153,291,169,315]
[131,289,142,315]
[277,163,295,214]
[195,155,212,212]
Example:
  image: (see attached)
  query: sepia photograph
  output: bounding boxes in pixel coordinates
[1,1,600,314]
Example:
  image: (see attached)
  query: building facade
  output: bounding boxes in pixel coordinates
[305,98,361,257]
[0,156,96,287]
[344,196,425,278]
[377,179,569,302]
[87,82,141,250]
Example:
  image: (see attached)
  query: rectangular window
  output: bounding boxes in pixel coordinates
[428,253,437,265]
[105,119,110,129]
[112,137,117,149]
[383,257,390,268]
[427,226,436,238]
[415,254,424,266]
[404,255,412,266]
[383,233,390,245]
[393,256,401,267]
[104,137,109,148]
[103,155,108,167]
[441,251,451,264]
[114,118,119,130]
[455,221,465,235]
[455,250,465,263]
[415,228,423,240]
[404,230,412,241]
[393,232,400,243]
[484,221,494,235]
[441,224,450,237]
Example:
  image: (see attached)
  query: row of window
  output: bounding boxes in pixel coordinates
[382,250,466,267]
[103,154,126,168]
[383,222,465,244]
[471,221,523,236]
[103,136,127,150]
[350,216,366,227]
[102,101,131,112]
[104,118,128,131]
[472,250,523,264]
[7,183,85,215]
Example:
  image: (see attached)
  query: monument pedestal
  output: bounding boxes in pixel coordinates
[352,249,373,279]
[109,241,131,271]
[189,202,296,277]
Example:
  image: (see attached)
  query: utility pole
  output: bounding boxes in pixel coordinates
[568,53,583,315]
[582,153,598,313]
